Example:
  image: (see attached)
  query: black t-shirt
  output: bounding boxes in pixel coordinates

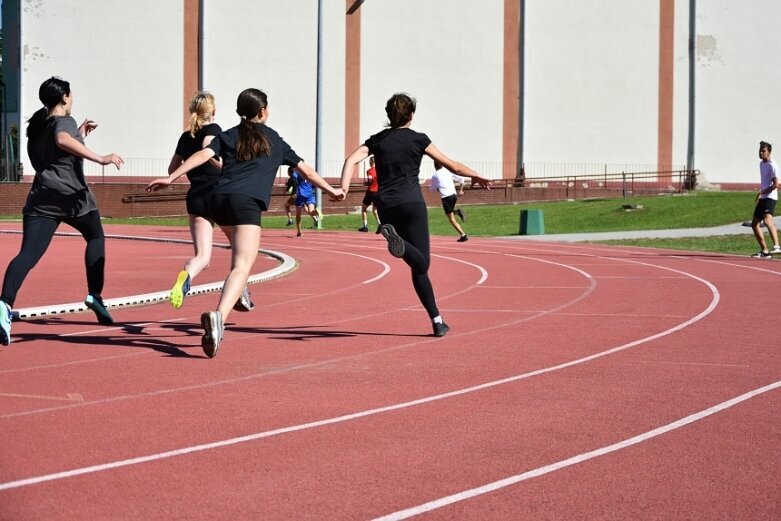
[174,123,222,194]
[25,115,97,218]
[207,123,302,208]
[364,128,431,208]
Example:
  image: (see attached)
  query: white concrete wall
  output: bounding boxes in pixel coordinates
[694,0,781,184]
[524,0,662,174]
[360,0,505,178]
[202,0,346,179]
[19,0,184,176]
[12,0,781,185]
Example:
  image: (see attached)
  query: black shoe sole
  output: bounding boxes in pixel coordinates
[380,225,405,258]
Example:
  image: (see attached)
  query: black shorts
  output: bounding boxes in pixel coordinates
[209,193,265,226]
[186,191,212,219]
[362,190,377,207]
[754,198,777,220]
[441,194,458,215]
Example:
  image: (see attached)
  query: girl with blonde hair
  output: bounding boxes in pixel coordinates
[165,91,254,312]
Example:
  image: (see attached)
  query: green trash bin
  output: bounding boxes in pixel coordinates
[519,209,544,235]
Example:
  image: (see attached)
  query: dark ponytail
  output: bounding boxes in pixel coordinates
[235,88,271,161]
[26,77,71,139]
[26,107,49,139]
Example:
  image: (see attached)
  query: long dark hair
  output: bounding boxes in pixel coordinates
[235,88,271,161]
[27,77,71,139]
[385,93,416,128]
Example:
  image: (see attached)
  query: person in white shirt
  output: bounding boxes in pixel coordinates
[430,160,469,242]
[751,141,781,258]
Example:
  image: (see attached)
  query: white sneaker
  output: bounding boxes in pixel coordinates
[233,286,255,312]
[771,245,781,254]
[0,300,12,346]
[201,311,224,358]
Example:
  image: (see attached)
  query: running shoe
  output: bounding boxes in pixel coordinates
[0,300,12,346]
[456,208,467,223]
[380,224,405,258]
[375,225,382,234]
[358,226,369,232]
[772,245,781,254]
[201,310,224,358]
[233,286,255,312]
[169,270,191,309]
[286,220,294,226]
[85,294,114,325]
[751,251,772,259]
[457,234,469,242]
[433,322,450,337]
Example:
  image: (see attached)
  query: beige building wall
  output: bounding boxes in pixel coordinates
[10,1,781,185]
[18,1,185,176]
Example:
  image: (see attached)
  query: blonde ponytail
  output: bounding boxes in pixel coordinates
[187,91,216,137]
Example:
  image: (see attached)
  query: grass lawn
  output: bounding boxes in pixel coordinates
[1,191,770,257]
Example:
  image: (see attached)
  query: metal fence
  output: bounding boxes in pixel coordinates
[3,158,695,193]
[514,169,699,199]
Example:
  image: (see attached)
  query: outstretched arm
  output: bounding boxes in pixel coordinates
[147,147,215,192]
[424,143,491,189]
[340,145,371,196]
[296,161,343,200]
[55,131,123,170]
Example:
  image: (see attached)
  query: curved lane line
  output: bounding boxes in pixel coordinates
[0,250,714,424]
[0,253,719,490]
[433,254,489,285]
[0,231,296,320]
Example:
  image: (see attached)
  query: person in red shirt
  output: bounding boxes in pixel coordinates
[358,156,381,233]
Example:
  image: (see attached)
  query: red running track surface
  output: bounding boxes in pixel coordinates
[0,223,779,520]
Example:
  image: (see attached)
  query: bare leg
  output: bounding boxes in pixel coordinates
[446,212,466,237]
[752,217,769,252]
[215,224,260,322]
[295,206,303,236]
[764,213,779,247]
[184,215,214,279]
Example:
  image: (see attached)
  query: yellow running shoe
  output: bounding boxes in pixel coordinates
[169,270,191,309]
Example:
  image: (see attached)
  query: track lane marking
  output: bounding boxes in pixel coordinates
[0,256,719,491]
[373,379,781,520]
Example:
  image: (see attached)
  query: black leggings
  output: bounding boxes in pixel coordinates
[377,201,439,319]
[1,211,106,307]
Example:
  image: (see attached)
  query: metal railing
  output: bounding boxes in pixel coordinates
[511,169,699,199]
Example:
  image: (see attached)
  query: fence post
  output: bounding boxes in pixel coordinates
[622,172,627,198]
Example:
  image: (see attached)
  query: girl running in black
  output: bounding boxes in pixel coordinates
[147,88,342,358]
[164,92,253,312]
[339,93,490,337]
[0,77,124,346]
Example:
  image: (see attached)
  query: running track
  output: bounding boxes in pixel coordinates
[0,224,778,520]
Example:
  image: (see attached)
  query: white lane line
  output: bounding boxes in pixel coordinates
[1,231,295,320]
[433,255,489,285]
[372,379,781,520]
[321,250,390,284]
[0,249,704,422]
[0,259,718,491]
